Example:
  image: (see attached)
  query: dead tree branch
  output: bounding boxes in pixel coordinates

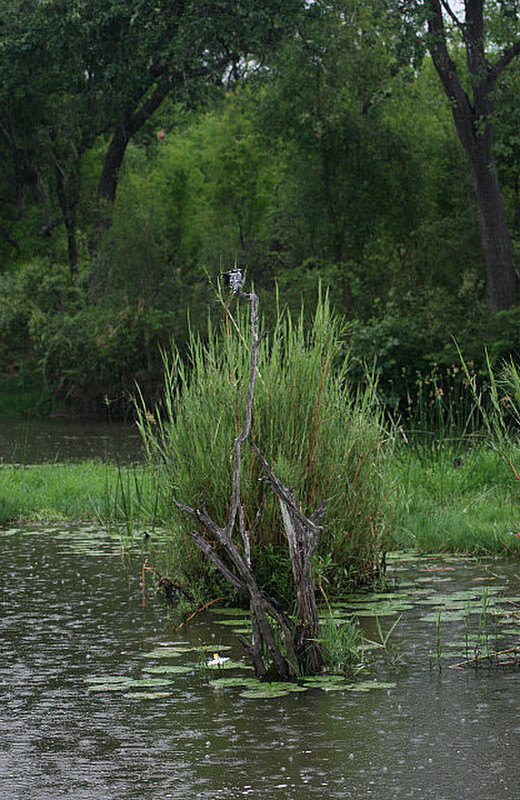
[172,288,327,678]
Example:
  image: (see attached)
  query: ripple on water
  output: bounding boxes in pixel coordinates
[1,528,520,800]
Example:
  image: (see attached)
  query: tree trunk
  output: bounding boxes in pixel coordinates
[426,0,520,311]
[88,127,129,259]
[470,152,518,310]
[89,78,170,260]
[253,443,325,674]
[56,166,79,279]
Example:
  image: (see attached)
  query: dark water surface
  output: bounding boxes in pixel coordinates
[1,526,519,800]
[0,418,142,464]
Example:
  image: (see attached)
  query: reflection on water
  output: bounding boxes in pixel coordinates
[0,418,142,464]
[0,526,519,800]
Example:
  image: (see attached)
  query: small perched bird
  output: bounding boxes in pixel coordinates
[221,268,243,293]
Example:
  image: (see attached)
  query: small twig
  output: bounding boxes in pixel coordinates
[176,596,224,629]
[450,645,520,669]
[142,558,148,614]
[507,457,520,482]
[249,490,266,537]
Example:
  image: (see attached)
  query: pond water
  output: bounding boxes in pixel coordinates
[1,526,520,800]
[0,418,143,464]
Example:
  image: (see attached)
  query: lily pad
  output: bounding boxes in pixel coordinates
[144,646,196,658]
[302,675,352,691]
[339,592,411,604]
[385,550,420,563]
[350,680,396,691]
[351,605,413,617]
[123,691,172,700]
[144,664,192,675]
[303,676,396,693]
[89,677,170,692]
[210,676,258,688]
[240,682,308,699]
[86,675,134,685]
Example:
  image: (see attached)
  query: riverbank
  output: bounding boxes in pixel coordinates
[389,437,520,556]
[1,439,519,559]
[0,462,164,528]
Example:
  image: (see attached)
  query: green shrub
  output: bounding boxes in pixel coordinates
[138,291,392,603]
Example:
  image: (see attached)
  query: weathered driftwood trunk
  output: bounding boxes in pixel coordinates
[253,444,325,674]
[173,289,325,680]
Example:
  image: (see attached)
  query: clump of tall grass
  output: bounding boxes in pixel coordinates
[318,615,366,675]
[457,352,520,554]
[137,291,392,602]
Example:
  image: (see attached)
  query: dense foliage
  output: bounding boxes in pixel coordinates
[1,0,520,414]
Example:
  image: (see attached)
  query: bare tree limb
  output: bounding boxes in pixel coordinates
[170,288,324,679]
[187,530,249,596]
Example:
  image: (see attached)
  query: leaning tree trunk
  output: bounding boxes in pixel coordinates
[426,0,520,311]
[172,289,325,680]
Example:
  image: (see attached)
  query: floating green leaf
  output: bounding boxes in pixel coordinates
[88,677,171,692]
[346,680,396,692]
[144,646,194,658]
[144,664,192,675]
[240,682,308,699]
[302,675,351,691]
[210,676,258,688]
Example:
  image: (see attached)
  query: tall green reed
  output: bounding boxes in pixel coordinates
[137,290,392,600]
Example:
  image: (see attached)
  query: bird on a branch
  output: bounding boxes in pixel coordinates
[221,268,243,293]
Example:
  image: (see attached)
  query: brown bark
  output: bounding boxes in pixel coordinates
[426,0,520,310]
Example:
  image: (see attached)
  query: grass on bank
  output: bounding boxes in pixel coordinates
[0,461,167,527]
[3,339,520,567]
[1,437,519,561]
[390,438,520,556]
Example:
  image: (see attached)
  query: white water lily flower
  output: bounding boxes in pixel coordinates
[207,653,231,667]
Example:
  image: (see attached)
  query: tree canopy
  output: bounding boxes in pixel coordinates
[1,0,520,412]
